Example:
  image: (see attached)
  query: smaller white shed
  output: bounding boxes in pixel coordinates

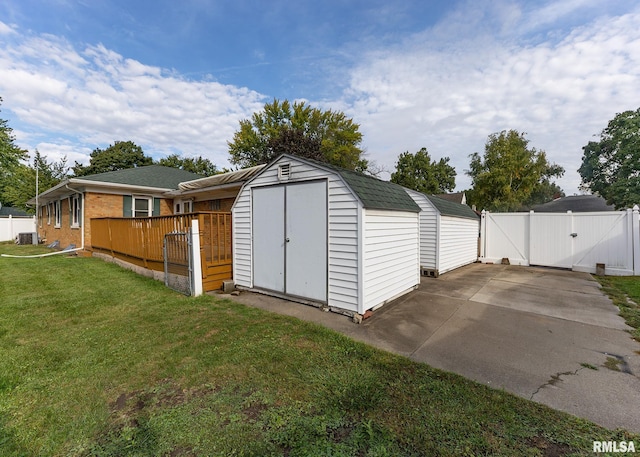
[405,189,480,276]
[232,154,422,316]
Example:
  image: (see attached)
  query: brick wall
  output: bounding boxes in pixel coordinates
[37,198,81,249]
[38,192,175,250]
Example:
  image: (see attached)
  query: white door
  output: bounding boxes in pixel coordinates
[252,181,327,302]
[285,181,327,302]
[529,213,573,268]
[252,186,285,292]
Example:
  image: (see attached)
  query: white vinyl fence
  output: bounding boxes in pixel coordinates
[0,215,37,242]
[480,207,640,276]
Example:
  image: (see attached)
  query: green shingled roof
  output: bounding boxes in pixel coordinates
[337,168,421,212]
[426,194,479,219]
[0,206,29,216]
[77,165,204,190]
[279,155,420,212]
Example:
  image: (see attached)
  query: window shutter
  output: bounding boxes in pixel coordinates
[123,195,132,217]
[153,198,161,216]
[69,197,73,226]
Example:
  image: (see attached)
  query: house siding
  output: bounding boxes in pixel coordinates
[232,156,360,311]
[362,210,420,311]
[438,216,479,274]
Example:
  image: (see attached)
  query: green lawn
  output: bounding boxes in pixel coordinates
[0,242,636,456]
[596,276,640,342]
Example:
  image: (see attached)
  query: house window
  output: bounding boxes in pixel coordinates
[71,195,81,227]
[47,204,51,225]
[210,199,221,211]
[54,200,61,227]
[133,196,152,218]
[174,200,193,214]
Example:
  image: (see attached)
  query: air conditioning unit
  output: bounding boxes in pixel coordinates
[18,232,38,245]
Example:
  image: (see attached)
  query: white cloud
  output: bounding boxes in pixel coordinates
[1,2,640,199]
[0,21,16,35]
[338,3,640,194]
[0,31,266,168]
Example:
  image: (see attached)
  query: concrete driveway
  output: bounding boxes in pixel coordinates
[226,263,640,432]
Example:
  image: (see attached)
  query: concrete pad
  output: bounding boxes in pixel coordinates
[532,365,640,432]
[470,277,631,330]
[499,265,605,295]
[418,263,505,300]
[364,291,464,354]
[224,263,640,433]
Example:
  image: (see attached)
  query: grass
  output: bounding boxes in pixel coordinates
[0,242,637,456]
[596,275,640,341]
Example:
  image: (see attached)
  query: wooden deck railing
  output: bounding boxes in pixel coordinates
[91,214,198,268]
[90,212,233,289]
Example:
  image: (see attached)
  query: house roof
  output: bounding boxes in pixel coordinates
[531,195,615,212]
[78,165,203,189]
[426,195,479,219]
[0,206,30,216]
[29,165,205,205]
[271,155,421,213]
[434,191,466,204]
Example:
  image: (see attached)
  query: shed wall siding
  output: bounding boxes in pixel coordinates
[438,216,479,274]
[232,156,361,311]
[405,189,438,269]
[362,210,419,311]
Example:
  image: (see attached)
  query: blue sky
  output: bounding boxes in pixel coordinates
[1,0,639,195]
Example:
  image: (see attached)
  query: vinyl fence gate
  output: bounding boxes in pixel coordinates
[480,207,640,276]
[164,231,193,295]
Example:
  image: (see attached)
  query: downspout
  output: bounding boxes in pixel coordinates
[65,184,85,250]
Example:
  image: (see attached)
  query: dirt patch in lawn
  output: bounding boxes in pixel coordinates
[526,435,574,456]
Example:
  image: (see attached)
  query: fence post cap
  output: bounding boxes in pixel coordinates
[633,204,639,212]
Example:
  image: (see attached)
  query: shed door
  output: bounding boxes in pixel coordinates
[252,181,327,302]
[285,181,327,301]
[252,186,285,292]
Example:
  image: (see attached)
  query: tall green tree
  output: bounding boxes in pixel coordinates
[72,140,152,176]
[578,108,640,209]
[1,151,68,212]
[228,99,367,171]
[156,154,219,176]
[0,97,29,206]
[467,130,564,211]
[390,148,456,194]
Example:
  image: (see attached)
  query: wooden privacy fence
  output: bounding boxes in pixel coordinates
[91,212,232,291]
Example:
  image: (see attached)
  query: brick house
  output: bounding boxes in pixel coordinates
[30,166,203,249]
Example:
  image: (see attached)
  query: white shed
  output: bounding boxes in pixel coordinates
[405,189,480,276]
[232,154,421,316]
